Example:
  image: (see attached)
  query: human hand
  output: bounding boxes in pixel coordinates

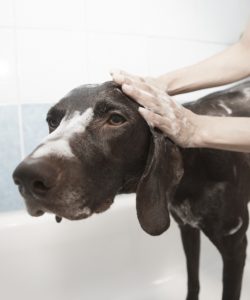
[110,69,202,148]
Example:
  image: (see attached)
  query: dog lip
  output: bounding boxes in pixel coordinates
[25,197,113,220]
[63,212,92,220]
[54,206,93,221]
[93,198,114,213]
[28,209,45,217]
[78,207,93,219]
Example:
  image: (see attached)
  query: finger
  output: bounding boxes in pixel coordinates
[122,84,160,112]
[122,84,174,117]
[141,110,171,129]
[138,107,161,127]
[110,69,126,85]
[111,70,165,99]
[111,73,126,85]
[138,107,176,138]
[130,79,175,105]
[112,74,134,86]
[118,70,146,83]
[125,79,159,97]
[116,77,159,98]
[110,69,146,85]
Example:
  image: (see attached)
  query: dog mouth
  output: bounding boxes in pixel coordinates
[25,197,114,223]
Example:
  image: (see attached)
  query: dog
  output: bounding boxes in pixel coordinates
[13,81,250,300]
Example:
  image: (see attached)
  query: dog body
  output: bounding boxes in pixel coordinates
[13,81,250,300]
[171,83,250,300]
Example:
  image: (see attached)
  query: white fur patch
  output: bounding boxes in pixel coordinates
[218,102,232,114]
[33,139,74,158]
[225,217,243,236]
[84,84,100,88]
[82,207,91,216]
[170,199,201,228]
[244,87,250,98]
[32,108,94,159]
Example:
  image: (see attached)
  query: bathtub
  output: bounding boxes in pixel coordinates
[0,194,249,300]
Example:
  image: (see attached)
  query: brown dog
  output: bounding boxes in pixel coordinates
[13,81,250,300]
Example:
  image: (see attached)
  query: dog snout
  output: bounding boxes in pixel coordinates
[13,158,58,199]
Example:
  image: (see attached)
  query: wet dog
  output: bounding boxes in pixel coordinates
[13,81,250,300]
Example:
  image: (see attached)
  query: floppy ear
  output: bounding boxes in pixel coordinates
[136,130,183,236]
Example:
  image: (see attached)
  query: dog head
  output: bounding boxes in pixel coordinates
[13,82,183,235]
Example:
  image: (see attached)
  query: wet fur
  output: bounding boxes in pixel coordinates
[172,81,250,300]
[14,81,250,300]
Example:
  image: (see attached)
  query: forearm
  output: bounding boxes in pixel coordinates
[158,41,250,95]
[194,115,250,152]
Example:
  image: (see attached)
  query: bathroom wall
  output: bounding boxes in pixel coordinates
[0,0,249,211]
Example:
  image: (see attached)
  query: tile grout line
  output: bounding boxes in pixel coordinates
[12,0,25,159]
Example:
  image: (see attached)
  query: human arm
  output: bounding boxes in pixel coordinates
[157,23,250,95]
[110,24,250,152]
[111,23,250,95]
[192,115,250,152]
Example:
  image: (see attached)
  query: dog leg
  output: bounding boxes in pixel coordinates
[219,234,247,300]
[180,225,201,300]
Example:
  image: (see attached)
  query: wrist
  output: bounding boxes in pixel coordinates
[186,114,209,148]
[157,68,189,95]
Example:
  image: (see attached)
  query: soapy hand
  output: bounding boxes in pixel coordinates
[110,70,201,148]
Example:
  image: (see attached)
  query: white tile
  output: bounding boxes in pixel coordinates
[0,29,18,103]
[144,0,249,44]
[17,29,88,103]
[195,0,250,44]
[143,0,198,38]
[15,0,85,29]
[148,37,227,76]
[0,0,14,27]
[87,33,148,83]
[86,0,146,34]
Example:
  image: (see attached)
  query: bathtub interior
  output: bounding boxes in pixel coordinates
[0,194,249,300]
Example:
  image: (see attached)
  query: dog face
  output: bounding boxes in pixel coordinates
[13,82,183,235]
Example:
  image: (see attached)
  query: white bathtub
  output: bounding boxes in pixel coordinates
[0,194,249,300]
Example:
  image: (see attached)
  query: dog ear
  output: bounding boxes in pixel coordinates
[136,130,183,236]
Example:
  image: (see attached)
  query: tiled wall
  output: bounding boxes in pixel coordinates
[0,0,249,211]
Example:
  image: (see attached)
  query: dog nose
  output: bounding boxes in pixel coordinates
[13,158,58,198]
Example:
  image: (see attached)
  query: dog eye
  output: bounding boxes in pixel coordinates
[47,118,61,129]
[108,114,126,126]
